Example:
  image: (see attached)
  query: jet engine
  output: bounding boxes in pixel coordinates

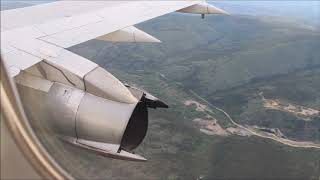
[14,63,168,161]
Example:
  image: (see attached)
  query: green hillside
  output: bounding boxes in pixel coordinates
[38,14,320,179]
[70,14,320,142]
[71,14,320,96]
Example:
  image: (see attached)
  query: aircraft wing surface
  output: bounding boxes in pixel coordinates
[1,0,229,77]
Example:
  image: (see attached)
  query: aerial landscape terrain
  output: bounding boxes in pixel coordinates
[3,1,320,179]
[60,7,320,179]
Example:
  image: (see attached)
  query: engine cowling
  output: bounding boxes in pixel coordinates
[45,82,145,160]
[15,66,168,161]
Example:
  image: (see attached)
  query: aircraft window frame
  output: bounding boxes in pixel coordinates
[0,58,73,179]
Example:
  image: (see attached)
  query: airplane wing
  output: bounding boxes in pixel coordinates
[1,1,227,161]
[1,1,227,77]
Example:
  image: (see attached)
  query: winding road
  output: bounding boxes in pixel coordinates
[158,72,320,149]
[189,90,320,149]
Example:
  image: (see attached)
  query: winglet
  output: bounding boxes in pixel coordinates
[97,26,161,43]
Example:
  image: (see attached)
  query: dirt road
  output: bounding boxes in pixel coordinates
[189,90,320,149]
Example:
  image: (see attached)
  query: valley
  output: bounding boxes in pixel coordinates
[23,10,320,179]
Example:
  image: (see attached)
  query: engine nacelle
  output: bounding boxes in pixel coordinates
[45,82,146,160]
[15,67,168,161]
